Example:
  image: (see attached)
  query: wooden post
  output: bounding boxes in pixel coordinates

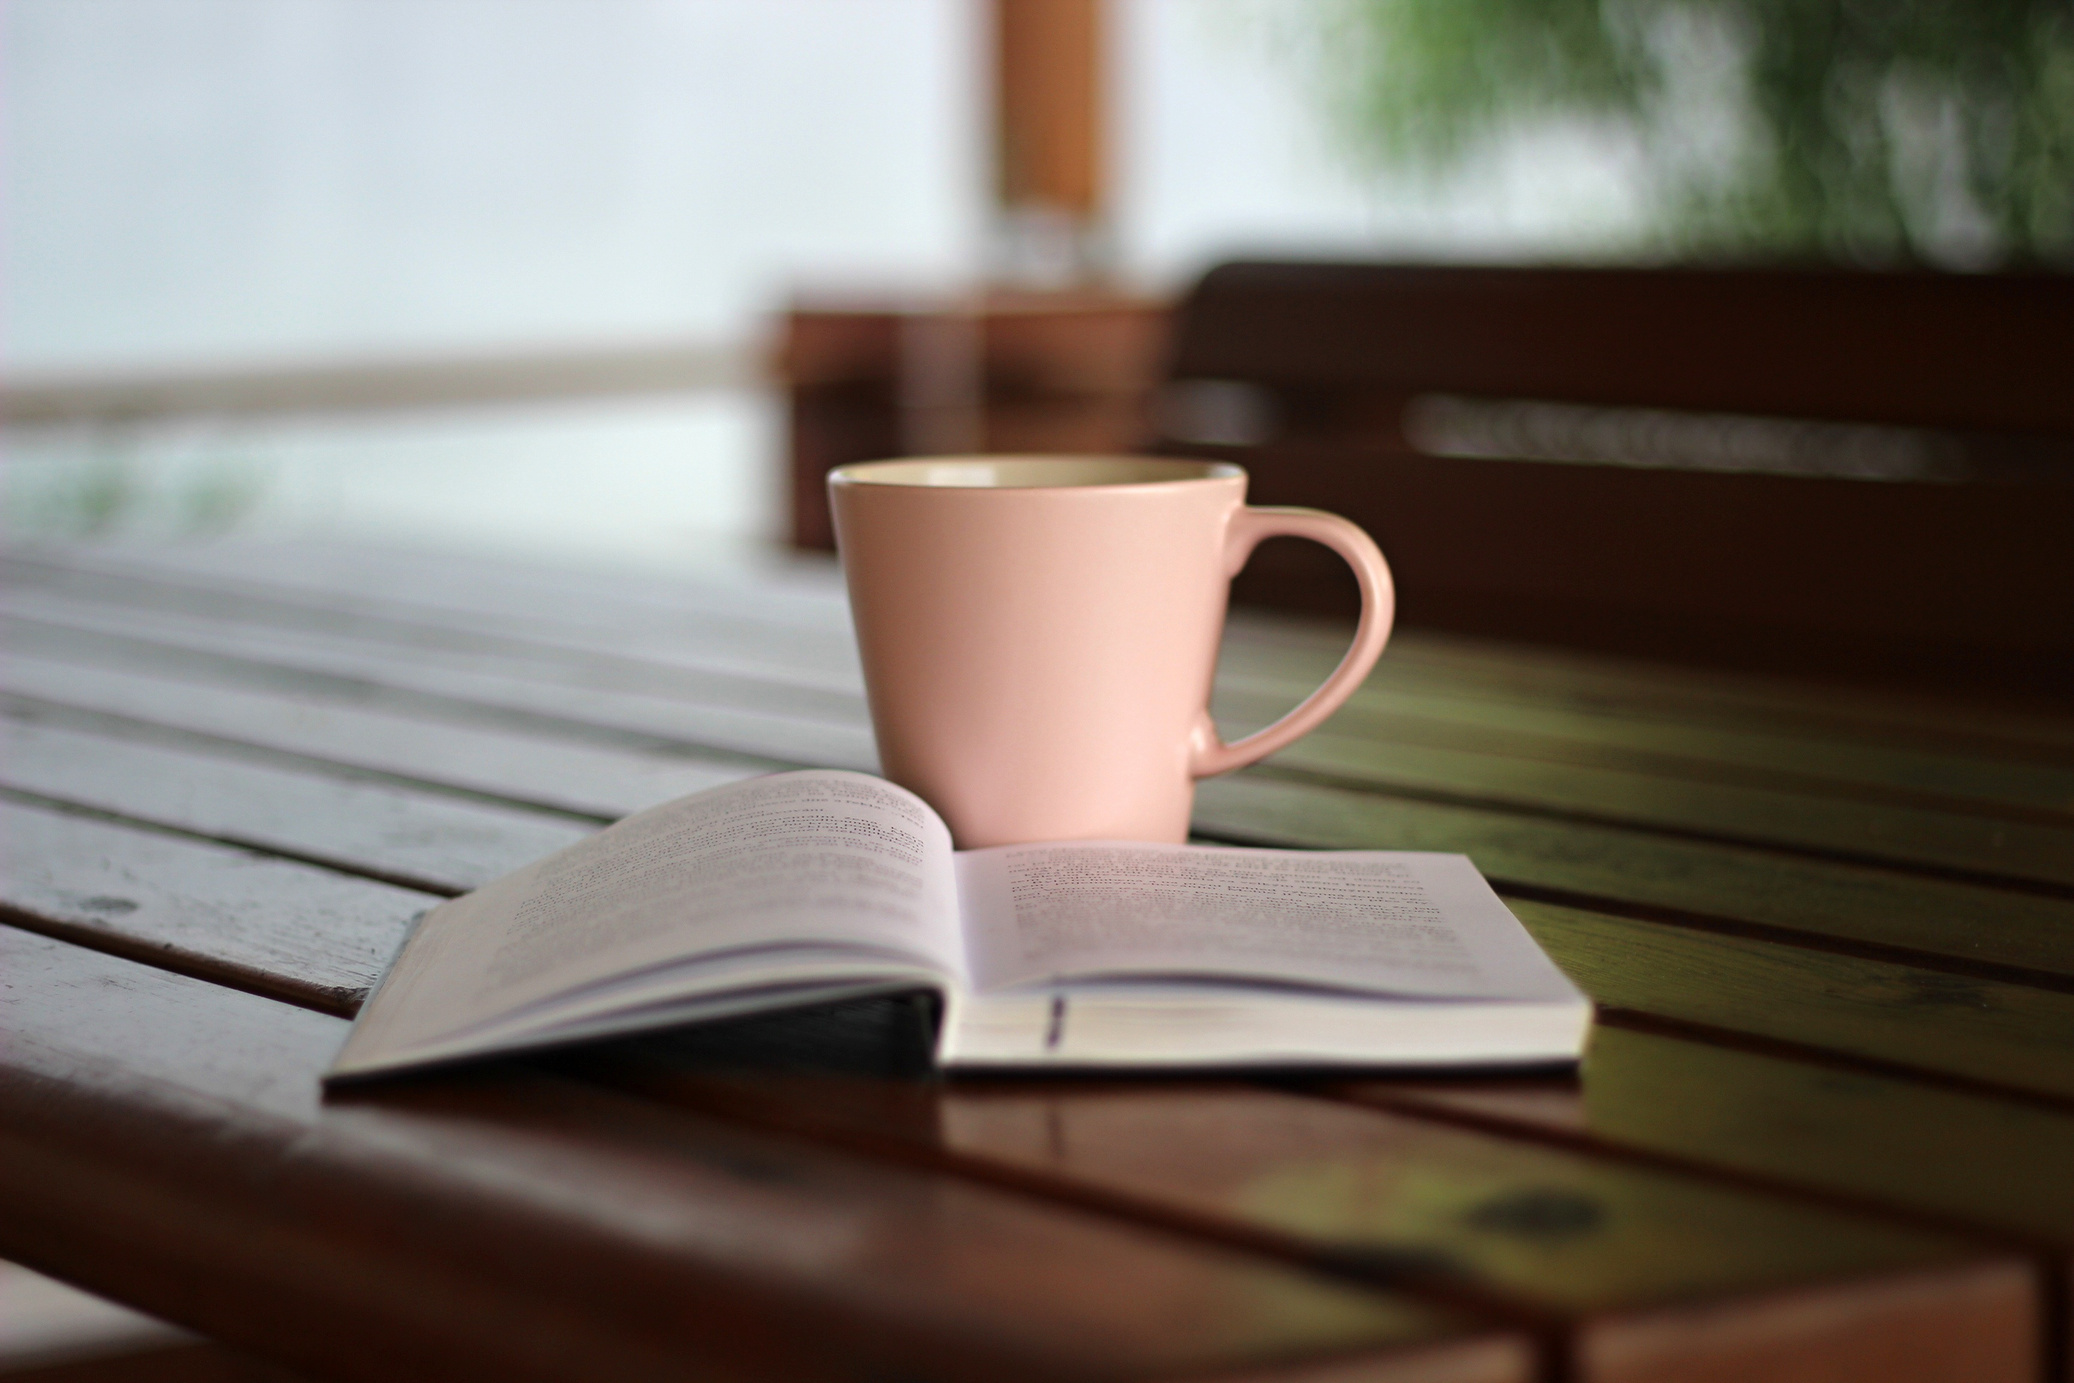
[992,0,1107,284]
[779,0,1165,547]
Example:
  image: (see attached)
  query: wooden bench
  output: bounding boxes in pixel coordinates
[1151,262,2074,699]
[1,538,2070,1381]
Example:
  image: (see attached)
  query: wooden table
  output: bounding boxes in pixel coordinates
[2,539,2069,1383]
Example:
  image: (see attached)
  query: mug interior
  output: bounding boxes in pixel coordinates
[831,457,1243,489]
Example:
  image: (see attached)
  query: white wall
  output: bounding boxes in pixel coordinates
[4,0,984,372]
[1,0,1639,567]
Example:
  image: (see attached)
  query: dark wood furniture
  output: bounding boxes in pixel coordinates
[3,539,2071,1381]
[1151,263,2074,699]
[780,292,1167,551]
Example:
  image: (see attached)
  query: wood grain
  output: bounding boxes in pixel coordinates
[0,930,1515,1383]
[33,682,2074,1111]
[1218,611,2074,760]
[1,568,870,729]
[1242,724,2074,890]
[0,655,753,820]
[28,542,2074,804]
[0,607,877,774]
[585,1052,2033,1383]
[1340,1025,2074,1376]
[31,541,2074,761]
[10,538,2069,1381]
[0,799,426,1012]
[0,767,2039,1381]
[1514,899,2074,1104]
[1193,775,2074,986]
[1215,674,2074,823]
[1577,1023,2074,1245]
[0,714,593,894]
[1,546,863,685]
[19,571,2074,893]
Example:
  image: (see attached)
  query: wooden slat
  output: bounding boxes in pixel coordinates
[0,557,866,706]
[0,655,753,820]
[25,547,2074,838]
[1337,1025,2074,1375]
[31,540,2074,784]
[25,544,2074,881]
[1597,1022,2074,1247]
[1245,723,2074,891]
[0,800,425,1013]
[1216,673,2074,821]
[22,585,2074,1101]
[587,1057,2033,1383]
[1515,900,2074,1105]
[4,544,863,670]
[0,605,878,774]
[1193,775,2074,987]
[20,549,2074,898]
[24,626,2074,1111]
[12,538,2070,1379]
[18,576,2074,893]
[0,768,2038,1380]
[0,931,1512,1383]
[38,540,2074,759]
[1216,613,2074,759]
[0,714,593,895]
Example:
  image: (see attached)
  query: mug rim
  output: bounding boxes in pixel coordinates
[829,456,1245,491]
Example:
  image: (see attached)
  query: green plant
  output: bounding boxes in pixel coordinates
[4,436,269,539]
[1305,0,2074,265]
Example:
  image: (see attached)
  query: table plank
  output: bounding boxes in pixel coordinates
[41,613,2071,995]
[1337,1026,2074,1376]
[1218,670,2074,818]
[0,713,594,894]
[17,582,2074,895]
[0,930,1513,1383]
[1585,1023,2074,1248]
[0,790,2036,1381]
[0,607,877,774]
[1194,776,2074,986]
[586,1053,2034,1383]
[49,539,2074,774]
[43,540,2074,762]
[43,541,864,642]
[11,538,2070,1381]
[2,547,865,692]
[1516,900,2074,1105]
[1244,728,2074,891]
[23,640,2074,1032]
[0,655,753,820]
[0,799,424,1013]
[26,541,2074,816]
[1214,610,2074,758]
[0,574,875,753]
[27,679,2074,1113]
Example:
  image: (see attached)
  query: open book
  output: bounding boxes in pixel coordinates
[328,770,1589,1081]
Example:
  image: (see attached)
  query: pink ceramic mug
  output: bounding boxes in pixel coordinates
[829,457,1394,848]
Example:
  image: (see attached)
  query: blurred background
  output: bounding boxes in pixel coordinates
[18,0,2059,574]
[2,6,2069,1369]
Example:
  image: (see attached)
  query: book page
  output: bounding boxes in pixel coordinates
[955,842,1579,1002]
[336,770,959,1072]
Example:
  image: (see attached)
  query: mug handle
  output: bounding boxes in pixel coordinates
[1188,507,1395,779]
